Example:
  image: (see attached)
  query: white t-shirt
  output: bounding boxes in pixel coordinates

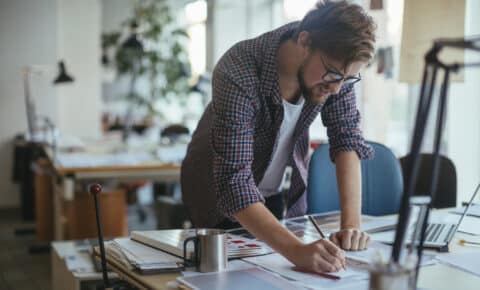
[258,97,305,197]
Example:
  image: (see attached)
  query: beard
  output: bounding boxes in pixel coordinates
[297,67,330,105]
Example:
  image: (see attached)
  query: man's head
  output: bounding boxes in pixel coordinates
[293,0,376,104]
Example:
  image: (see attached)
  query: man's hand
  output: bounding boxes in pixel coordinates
[287,239,346,272]
[329,228,370,251]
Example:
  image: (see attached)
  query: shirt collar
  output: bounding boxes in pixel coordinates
[261,22,299,106]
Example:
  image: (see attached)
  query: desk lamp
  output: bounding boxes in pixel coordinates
[390,35,480,286]
[23,60,74,140]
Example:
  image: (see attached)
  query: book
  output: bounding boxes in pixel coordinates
[131,229,272,260]
[101,238,184,274]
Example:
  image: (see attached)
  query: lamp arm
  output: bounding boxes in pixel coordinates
[23,68,37,138]
[434,35,480,51]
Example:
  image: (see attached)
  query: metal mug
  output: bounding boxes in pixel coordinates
[183,229,228,272]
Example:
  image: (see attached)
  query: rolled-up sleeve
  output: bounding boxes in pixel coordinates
[211,69,264,219]
[321,84,374,162]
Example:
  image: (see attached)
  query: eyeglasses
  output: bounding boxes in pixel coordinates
[320,56,362,85]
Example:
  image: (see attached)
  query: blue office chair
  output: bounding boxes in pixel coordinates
[307,141,403,216]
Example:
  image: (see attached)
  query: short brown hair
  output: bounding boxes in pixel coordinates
[294,0,376,66]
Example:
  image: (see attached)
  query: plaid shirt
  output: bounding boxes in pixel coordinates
[181,22,373,228]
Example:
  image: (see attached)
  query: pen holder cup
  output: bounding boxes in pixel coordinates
[369,263,416,290]
[183,229,228,273]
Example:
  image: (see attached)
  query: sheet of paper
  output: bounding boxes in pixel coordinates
[243,253,369,289]
[181,259,255,277]
[345,241,392,264]
[436,251,480,276]
[451,204,480,218]
[178,267,302,290]
[65,253,96,273]
[441,214,480,236]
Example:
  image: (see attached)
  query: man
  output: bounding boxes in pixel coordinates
[181,0,376,273]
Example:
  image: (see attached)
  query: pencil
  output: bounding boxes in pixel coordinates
[308,215,346,270]
[459,239,480,246]
[308,215,326,239]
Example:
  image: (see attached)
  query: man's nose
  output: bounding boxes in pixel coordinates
[328,81,344,95]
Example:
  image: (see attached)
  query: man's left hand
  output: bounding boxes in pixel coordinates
[329,228,370,251]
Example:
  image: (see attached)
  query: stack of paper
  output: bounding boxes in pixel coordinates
[105,238,183,274]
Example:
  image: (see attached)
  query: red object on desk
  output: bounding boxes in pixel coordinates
[291,266,341,280]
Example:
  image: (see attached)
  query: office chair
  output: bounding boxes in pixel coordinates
[307,141,403,216]
[399,154,457,208]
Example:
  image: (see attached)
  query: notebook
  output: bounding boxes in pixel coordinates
[103,238,183,274]
[131,229,272,260]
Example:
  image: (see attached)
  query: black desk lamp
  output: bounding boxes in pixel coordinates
[53,60,74,84]
[390,35,480,284]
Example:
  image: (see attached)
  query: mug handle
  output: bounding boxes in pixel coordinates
[183,236,198,267]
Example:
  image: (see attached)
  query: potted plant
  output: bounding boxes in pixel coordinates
[102,0,191,136]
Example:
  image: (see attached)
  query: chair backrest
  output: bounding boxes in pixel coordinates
[399,154,457,208]
[307,141,403,216]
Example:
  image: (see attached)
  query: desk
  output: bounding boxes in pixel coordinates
[102,214,480,290]
[417,231,480,289]
[51,241,119,290]
[41,146,181,240]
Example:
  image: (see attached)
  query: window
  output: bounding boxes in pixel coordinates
[185,0,207,78]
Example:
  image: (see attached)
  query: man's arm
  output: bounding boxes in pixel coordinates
[320,85,373,251]
[329,150,370,251]
[336,151,362,229]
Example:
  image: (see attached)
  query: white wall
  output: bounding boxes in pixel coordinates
[447,0,480,203]
[56,0,102,138]
[0,0,58,208]
[0,0,101,208]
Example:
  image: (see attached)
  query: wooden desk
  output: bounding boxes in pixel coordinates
[103,215,480,290]
[41,146,181,240]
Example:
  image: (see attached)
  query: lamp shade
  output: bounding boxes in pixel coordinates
[53,60,74,84]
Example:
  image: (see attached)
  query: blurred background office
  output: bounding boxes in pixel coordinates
[0,0,479,289]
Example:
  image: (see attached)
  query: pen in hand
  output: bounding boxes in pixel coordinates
[308,215,346,270]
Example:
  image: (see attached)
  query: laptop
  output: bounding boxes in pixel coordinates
[373,183,480,252]
[410,183,480,252]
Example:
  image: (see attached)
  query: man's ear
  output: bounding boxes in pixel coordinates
[297,31,311,57]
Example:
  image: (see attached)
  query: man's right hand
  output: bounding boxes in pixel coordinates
[286,239,346,272]
[233,203,346,273]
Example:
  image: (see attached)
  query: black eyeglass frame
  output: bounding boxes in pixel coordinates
[320,55,362,85]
